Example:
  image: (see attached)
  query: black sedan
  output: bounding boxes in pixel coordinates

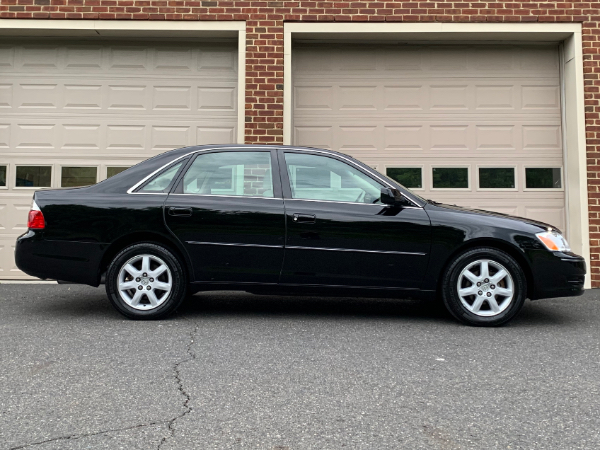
[15,145,586,326]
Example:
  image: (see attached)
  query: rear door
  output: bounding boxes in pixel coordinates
[164,149,285,285]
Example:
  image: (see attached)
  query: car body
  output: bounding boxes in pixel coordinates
[15,144,586,325]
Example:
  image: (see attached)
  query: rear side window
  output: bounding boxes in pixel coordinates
[181,151,273,198]
[138,162,184,193]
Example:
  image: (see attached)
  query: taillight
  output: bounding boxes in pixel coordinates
[27,201,45,229]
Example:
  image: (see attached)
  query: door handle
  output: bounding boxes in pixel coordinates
[292,213,316,224]
[168,207,192,217]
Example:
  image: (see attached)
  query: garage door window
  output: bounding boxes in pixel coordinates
[16,166,51,188]
[107,167,130,178]
[0,166,6,187]
[61,167,97,188]
[525,168,562,189]
[479,168,515,189]
[386,167,422,189]
[432,167,469,189]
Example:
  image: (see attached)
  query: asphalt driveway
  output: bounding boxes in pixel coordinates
[1,284,599,449]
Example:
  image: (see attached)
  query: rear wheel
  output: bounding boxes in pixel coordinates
[105,243,187,320]
[442,247,526,326]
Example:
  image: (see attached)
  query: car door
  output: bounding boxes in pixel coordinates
[279,150,431,289]
[164,149,285,285]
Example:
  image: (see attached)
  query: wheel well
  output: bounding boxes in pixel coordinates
[97,232,191,284]
[436,238,534,299]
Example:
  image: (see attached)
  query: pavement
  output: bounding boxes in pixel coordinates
[1,284,599,450]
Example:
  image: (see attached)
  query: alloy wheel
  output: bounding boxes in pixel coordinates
[117,254,172,310]
[456,259,514,317]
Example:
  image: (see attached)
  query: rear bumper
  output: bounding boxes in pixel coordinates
[15,230,105,286]
[529,250,586,300]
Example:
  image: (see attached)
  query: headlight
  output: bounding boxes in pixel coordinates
[536,230,570,252]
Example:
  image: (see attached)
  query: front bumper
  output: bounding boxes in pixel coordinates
[529,250,586,300]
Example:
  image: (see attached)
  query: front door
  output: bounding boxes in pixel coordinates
[164,149,285,285]
[279,150,431,289]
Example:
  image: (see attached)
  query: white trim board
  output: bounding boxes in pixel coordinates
[284,23,590,289]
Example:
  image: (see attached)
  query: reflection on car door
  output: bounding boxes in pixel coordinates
[279,150,431,289]
[164,149,285,284]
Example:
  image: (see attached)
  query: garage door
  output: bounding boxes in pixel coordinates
[292,44,564,229]
[0,39,238,279]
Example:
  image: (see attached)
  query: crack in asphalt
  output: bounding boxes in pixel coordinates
[157,322,200,450]
[8,421,168,450]
[9,321,200,450]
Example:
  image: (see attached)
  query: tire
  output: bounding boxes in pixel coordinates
[105,243,188,320]
[441,247,526,327]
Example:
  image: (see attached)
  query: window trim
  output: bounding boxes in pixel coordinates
[281,150,387,205]
[430,165,471,191]
[14,164,53,190]
[476,165,518,192]
[133,159,188,195]
[523,165,564,191]
[172,149,282,199]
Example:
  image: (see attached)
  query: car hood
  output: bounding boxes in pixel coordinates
[425,200,557,233]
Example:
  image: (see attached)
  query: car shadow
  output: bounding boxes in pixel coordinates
[178,292,453,324]
[20,285,581,327]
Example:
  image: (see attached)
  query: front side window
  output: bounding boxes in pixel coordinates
[285,153,383,204]
[181,151,273,198]
[139,162,183,193]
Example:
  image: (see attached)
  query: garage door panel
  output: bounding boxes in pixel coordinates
[0,40,238,279]
[384,125,425,151]
[152,86,192,111]
[293,44,565,231]
[0,84,12,108]
[522,84,560,110]
[475,125,516,151]
[64,84,103,110]
[196,126,236,145]
[294,79,559,116]
[295,45,559,79]
[294,126,334,149]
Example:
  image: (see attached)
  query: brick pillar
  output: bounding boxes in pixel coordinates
[244,16,284,144]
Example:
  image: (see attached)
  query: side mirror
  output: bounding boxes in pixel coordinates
[380,187,405,206]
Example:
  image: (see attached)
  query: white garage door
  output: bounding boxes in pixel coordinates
[293,44,565,229]
[0,39,238,279]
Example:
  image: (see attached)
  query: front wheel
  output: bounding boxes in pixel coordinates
[442,247,526,326]
[105,243,187,320]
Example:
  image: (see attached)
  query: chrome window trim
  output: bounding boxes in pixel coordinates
[284,198,384,207]
[283,148,422,208]
[126,146,265,195]
[286,245,426,256]
[170,193,282,200]
[126,145,422,209]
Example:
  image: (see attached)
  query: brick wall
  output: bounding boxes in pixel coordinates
[1,1,599,284]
